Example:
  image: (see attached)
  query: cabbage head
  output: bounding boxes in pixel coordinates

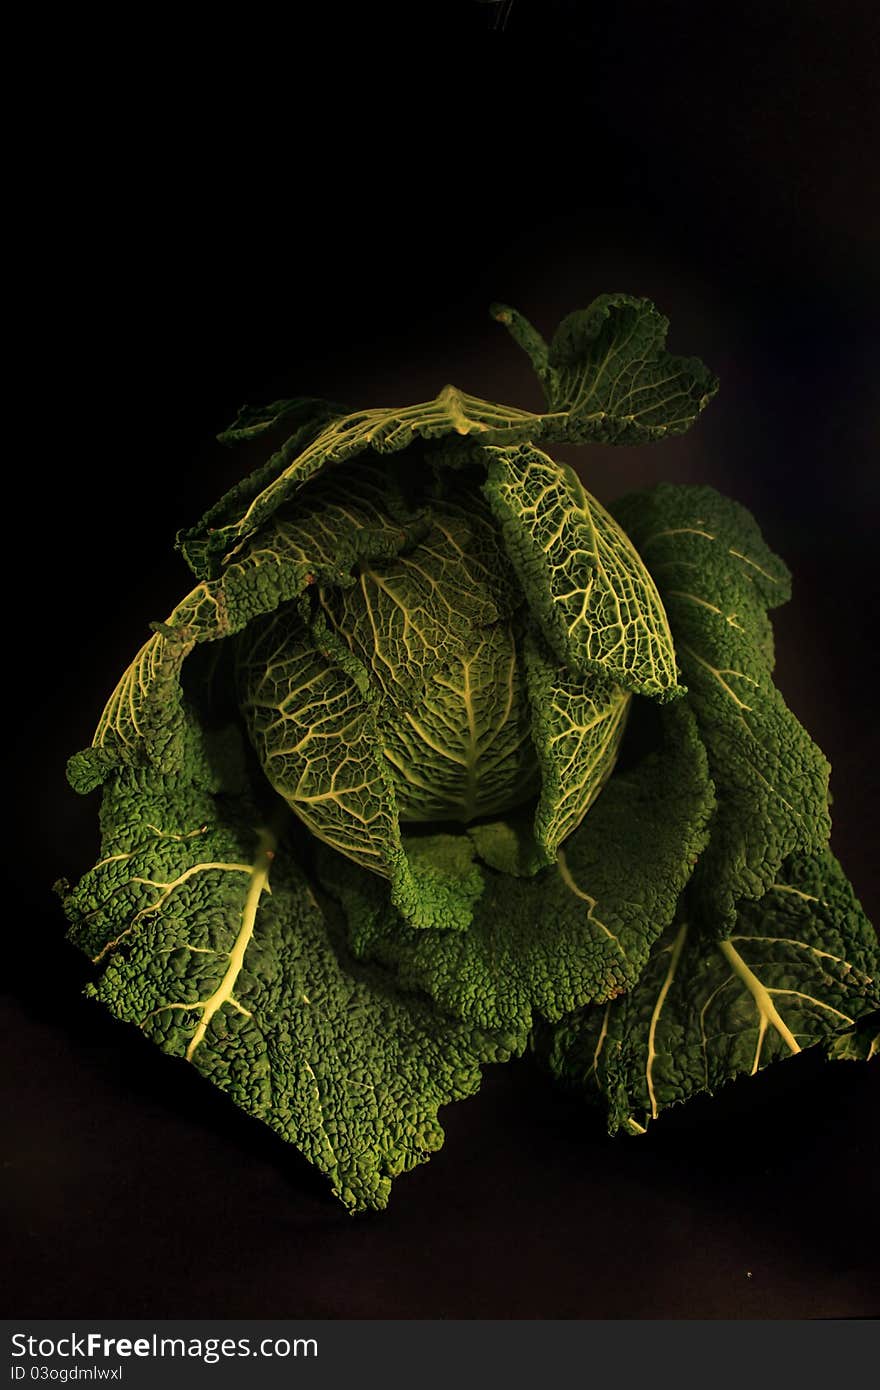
[59,295,879,1211]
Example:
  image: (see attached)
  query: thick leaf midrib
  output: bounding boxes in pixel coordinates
[645,923,689,1119]
[182,827,276,1061]
[717,938,803,1070]
[555,849,627,960]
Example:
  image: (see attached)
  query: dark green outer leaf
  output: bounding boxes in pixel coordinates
[613,484,831,928]
[548,849,880,1134]
[61,735,521,1213]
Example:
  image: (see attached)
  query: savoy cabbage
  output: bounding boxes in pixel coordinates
[59,294,879,1211]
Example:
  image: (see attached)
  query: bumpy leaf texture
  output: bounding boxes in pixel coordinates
[549,485,877,1127]
[548,850,879,1133]
[318,702,714,1033]
[63,732,520,1212]
[60,295,877,1211]
[612,485,832,926]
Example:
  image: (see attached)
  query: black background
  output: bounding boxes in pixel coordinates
[6,0,879,1318]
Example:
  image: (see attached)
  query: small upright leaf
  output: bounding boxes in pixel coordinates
[181,294,717,574]
[492,294,718,444]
